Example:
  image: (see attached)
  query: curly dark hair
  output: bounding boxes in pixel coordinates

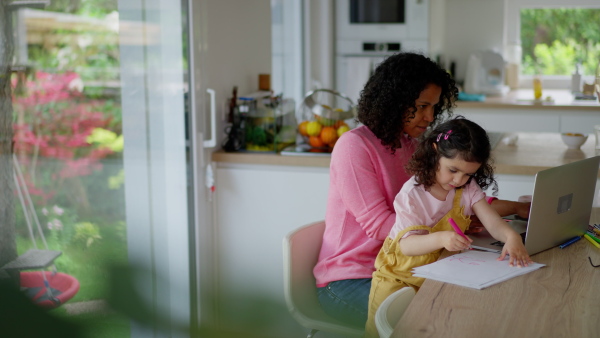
[357,52,458,152]
[405,116,498,195]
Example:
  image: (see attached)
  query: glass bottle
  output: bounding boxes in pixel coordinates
[533,75,543,100]
[505,42,522,90]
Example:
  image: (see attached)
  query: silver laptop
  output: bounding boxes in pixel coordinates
[471,156,600,256]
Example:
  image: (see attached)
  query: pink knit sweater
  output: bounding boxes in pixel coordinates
[314,126,418,286]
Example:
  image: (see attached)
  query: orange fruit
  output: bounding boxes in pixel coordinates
[306,121,323,136]
[298,121,309,137]
[333,120,348,129]
[328,138,338,148]
[320,126,338,145]
[309,135,325,148]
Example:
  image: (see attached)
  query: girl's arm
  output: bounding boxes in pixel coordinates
[399,230,472,256]
[472,198,534,267]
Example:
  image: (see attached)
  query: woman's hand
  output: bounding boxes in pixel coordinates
[465,216,484,234]
[514,201,531,219]
[440,231,473,252]
[498,233,533,267]
[469,200,531,233]
[489,199,531,219]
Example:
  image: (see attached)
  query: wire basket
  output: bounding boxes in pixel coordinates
[297,89,357,151]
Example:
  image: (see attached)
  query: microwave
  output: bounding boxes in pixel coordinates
[336,0,429,43]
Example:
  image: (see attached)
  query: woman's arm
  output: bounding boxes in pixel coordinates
[467,199,531,231]
[490,199,531,219]
[330,133,397,240]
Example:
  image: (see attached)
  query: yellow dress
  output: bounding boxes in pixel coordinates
[365,188,471,337]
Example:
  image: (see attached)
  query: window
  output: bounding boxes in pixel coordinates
[2,1,193,336]
[520,8,600,76]
[505,0,600,88]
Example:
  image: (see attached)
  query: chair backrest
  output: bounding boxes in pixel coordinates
[375,287,416,338]
[282,220,363,337]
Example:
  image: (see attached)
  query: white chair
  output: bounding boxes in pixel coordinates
[374,287,416,338]
[283,220,364,338]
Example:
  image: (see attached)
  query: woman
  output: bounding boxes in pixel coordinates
[313,52,530,326]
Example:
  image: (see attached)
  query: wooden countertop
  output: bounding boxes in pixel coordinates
[212,132,600,176]
[212,150,331,168]
[456,89,600,111]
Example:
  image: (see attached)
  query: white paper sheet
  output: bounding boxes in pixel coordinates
[412,250,545,290]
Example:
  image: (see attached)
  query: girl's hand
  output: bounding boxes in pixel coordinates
[498,233,534,267]
[440,231,473,252]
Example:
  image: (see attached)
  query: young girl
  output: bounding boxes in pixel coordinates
[364,116,533,336]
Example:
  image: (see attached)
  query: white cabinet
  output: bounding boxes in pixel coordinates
[560,113,600,133]
[214,163,330,335]
[456,107,560,132]
[456,107,599,134]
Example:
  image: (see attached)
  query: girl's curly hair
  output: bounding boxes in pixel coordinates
[357,52,458,153]
[405,116,498,195]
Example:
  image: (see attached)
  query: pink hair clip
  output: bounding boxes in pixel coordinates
[436,130,452,142]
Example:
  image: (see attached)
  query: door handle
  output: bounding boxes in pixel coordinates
[204,88,216,148]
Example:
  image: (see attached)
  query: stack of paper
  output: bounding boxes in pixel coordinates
[412,250,545,290]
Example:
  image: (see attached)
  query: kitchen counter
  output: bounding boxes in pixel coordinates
[213,149,331,168]
[212,132,599,176]
[456,89,600,111]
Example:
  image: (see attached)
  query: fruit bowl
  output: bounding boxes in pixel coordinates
[297,89,357,151]
[561,132,588,150]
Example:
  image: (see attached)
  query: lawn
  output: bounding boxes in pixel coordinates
[15,221,131,337]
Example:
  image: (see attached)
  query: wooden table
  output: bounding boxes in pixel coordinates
[394,208,600,337]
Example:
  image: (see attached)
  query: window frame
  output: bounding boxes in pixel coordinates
[504,0,600,88]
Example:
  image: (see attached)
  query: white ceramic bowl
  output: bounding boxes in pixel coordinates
[561,132,588,149]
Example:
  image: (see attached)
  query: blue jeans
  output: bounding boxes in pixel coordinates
[316,278,371,327]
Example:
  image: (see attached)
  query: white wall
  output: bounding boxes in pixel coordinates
[442,0,505,82]
[308,0,335,91]
[204,0,271,135]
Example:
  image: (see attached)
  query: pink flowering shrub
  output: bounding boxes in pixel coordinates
[12,71,117,206]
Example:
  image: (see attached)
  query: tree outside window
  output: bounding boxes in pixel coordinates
[520,8,600,76]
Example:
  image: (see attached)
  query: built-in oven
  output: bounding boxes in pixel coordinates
[336,0,429,42]
[335,0,430,103]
